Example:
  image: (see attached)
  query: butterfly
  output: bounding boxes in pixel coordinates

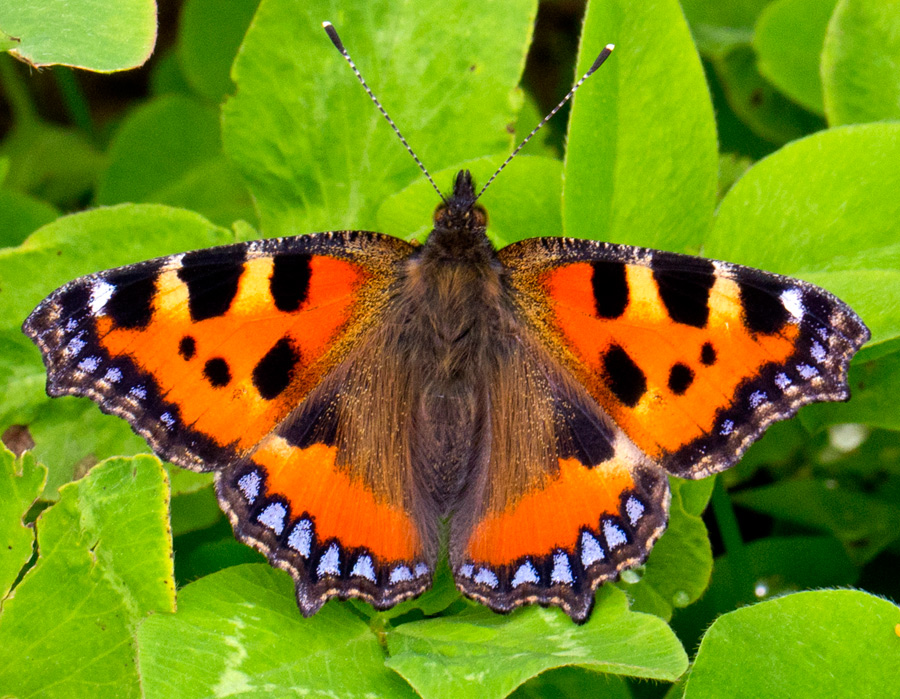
[22,26,869,623]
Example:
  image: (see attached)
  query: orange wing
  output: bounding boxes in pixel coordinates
[24,231,411,471]
[499,238,870,478]
[450,336,669,622]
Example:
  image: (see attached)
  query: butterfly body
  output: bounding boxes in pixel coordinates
[24,168,869,622]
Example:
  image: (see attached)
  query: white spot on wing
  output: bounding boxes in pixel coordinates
[77,356,100,373]
[797,363,819,379]
[511,560,539,588]
[810,341,826,364]
[389,565,413,584]
[749,390,767,408]
[237,471,261,504]
[775,372,791,390]
[65,334,86,357]
[317,543,341,577]
[550,552,574,585]
[103,367,122,384]
[780,288,804,321]
[581,531,606,566]
[288,519,312,557]
[626,496,645,525]
[160,412,175,429]
[90,281,115,314]
[458,564,474,579]
[129,385,147,400]
[351,554,376,582]
[720,419,734,436]
[414,563,429,578]
[603,520,628,549]
[257,502,286,535]
[65,318,79,332]
[474,567,499,588]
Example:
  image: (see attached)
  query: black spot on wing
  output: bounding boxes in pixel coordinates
[270,253,312,312]
[58,285,91,321]
[203,357,231,387]
[591,260,628,319]
[282,394,339,448]
[652,256,715,328]
[556,398,615,467]
[739,278,790,334]
[253,337,299,400]
[603,345,647,408]
[700,342,717,366]
[668,363,694,395]
[179,336,196,360]
[105,261,164,329]
[177,248,247,321]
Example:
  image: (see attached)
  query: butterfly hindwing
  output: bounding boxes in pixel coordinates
[23,231,413,471]
[499,237,870,479]
[218,385,432,615]
[450,333,670,622]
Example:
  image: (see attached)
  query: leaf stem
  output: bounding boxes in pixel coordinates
[53,67,95,139]
[711,476,744,557]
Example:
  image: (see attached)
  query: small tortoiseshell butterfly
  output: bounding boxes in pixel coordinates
[23,24,869,623]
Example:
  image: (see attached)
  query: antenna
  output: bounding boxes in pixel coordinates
[475,43,615,201]
[323,21,446,202]
[324,21,614,205]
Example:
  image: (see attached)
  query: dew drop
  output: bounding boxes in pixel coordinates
[672,590,691,608]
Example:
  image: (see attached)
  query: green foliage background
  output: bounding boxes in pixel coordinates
[1,0,899,696]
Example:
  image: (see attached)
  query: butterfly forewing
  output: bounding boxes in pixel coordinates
[499,237,870,479]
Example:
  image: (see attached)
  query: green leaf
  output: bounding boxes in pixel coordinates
[733,478,900,562]
[706,123,900,361]
[564,0,717,252]
[0,454,175,698]
[0,0,157,71]
[0,120,105,208]
[684,590,900,697]
[0,28,19,52]
[25,397,151,499]
[0,188,58,248]
[822,0,900,125]
[96,95,255,227]
[169,484,222,537]
[97,95,222,204]
[222,0,536,236]
[511,667,632,699]
[624,478,713,620]
[0,446,46,597]
[709,46,826,145]
[385,586,687,699]
[680,0,771,58]
[177,0,260,102]
[137,564,416,698]
[754,0,838,115]
[670,536,858,656]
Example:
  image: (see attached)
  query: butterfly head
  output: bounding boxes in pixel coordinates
[432,170,487,234]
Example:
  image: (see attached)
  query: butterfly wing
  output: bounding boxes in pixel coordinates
[23,232,410,470]
[25,231,434,613]
[499,238,870,479]
[450,329,670,622]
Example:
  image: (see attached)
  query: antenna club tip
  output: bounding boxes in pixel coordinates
[322,20,332,28]
[606,43,615,51]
